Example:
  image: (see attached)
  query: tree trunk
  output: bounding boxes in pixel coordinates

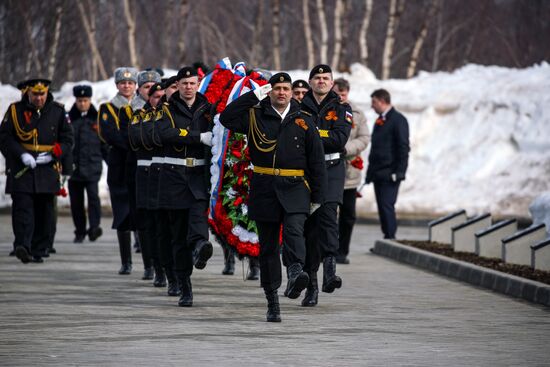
[302,0,314,69]
[272,0,281,70]
[316,0,328,64]
[251,1,264,67]
[47,3,64,81]
[77,1,108,80]
[177,0,190,65]
[331,0,344,70]
[162,0,175,68]
[123,0,139,68]
[406,0,438,78]
[18,2,42,75]
[381,0,402,79]
[359,0,373,66]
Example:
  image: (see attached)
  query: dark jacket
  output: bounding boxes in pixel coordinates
[98,101,133,229]
[156,92,213,209]
[365,107,410,183]
[220,91,326,222]
[0,93,73,194]
[300,89,352,204]
[68,103,107,182]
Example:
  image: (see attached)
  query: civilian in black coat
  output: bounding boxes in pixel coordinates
[68,85,107,244]
[365,89,410,239]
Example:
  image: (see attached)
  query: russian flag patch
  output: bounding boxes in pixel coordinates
[345,111,353,123]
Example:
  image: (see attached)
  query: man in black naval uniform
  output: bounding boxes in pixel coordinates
[128,81,166,286]
[300,64,352,307]
[156,67,214,307]
[220,73,326,322]
[0,79,73,263]
[98,67,138,275]
[148,76,180,296]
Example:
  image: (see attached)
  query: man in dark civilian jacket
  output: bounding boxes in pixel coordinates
[68,85,107,243]
[365,89,409,239]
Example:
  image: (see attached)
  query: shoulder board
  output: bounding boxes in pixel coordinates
[163,102,170,106]
[53,101,65,109]
[131,114,141,125]
[300,110,312,116]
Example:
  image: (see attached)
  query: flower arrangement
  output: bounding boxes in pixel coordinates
[203,58,268,258]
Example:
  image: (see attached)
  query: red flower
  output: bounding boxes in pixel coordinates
[350,156,364,170]
[233,196,243,207]
[375,117,385,126]
[53,143,62,158]
[56,187,68,197]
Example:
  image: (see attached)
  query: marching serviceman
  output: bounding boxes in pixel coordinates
[156,67,214,307]
[98,67,138,275]
[300,65,352,306]
[128,80,165,285]
[0,79,73,263]
[67,85,107,244]
[220,72,326,322]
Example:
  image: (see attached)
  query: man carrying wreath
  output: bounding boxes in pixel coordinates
[220,72,326,322]
[0,78,73,263]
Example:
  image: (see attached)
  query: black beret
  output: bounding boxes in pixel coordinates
[148,82,164,97]
[161,75,178,89]
[176,66,198,80]
[292,79,309,89]
[309,64,332,80]
[73,85,92,98]
[268,72,292,86]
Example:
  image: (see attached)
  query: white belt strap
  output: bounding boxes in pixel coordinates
[151,157,165,164]
[164,157,206,167]
[324,153,341,161]
[137,159,152,167]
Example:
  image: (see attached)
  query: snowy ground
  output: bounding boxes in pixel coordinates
[1,62,549,219]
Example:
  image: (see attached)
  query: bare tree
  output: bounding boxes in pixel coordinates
[18,2,42,75]
[77,1,107,80]
[272,0,281,70]
[406,0,438,78]
[331,0,345,70]
[250,1,264,67]
[381,0,404,79]
[302,0,314,69]
[177,0,190,65]
[123,0,139,68]
[47,2,64,80]
[359,0,373,66]
[316,0,328,64]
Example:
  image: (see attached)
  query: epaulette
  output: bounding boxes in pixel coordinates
[300,110,312,116]
[53,101,65,109]
[253,104,262,109]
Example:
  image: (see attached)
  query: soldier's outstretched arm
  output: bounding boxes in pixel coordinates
[305,119,327,205]
[219,90,261,134]
[321,103,353,153]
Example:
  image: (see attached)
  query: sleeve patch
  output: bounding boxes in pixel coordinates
[345,111,353,123]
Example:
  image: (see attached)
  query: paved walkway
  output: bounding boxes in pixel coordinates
[0,215,549,366]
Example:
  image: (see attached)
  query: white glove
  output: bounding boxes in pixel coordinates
[21,153,37,169]
[200,131,213,147]
[253,84,272,101]
[391,173,397,182]
[310,203,321,215]
[36,152,53,165]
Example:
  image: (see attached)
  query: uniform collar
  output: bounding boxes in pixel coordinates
[271,103,291,121]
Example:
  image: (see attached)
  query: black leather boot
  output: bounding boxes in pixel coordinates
[301,272,319,307]
[222,246,235,275]
[88,227,103,242]
[265,290,281,322]
[117,231,132,275]
[193,240,213,270]
[153,260,166,287]
[165,268,180,296]
[247,257,260,280]
[285,263,309,299]
[322,256,342,293]
[178,277,193,307]
[142,267,154,280]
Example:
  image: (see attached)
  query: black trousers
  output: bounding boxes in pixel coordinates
[68,179,101,235]
[338,189,357,257]
[256,213,306,293]
[155,209,173,270]
[11,192,55,257]
[304,202,339,274]
[373,180,401,239]
[187,199,209,248]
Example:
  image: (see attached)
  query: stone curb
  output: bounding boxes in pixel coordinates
[371,239,550,307]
